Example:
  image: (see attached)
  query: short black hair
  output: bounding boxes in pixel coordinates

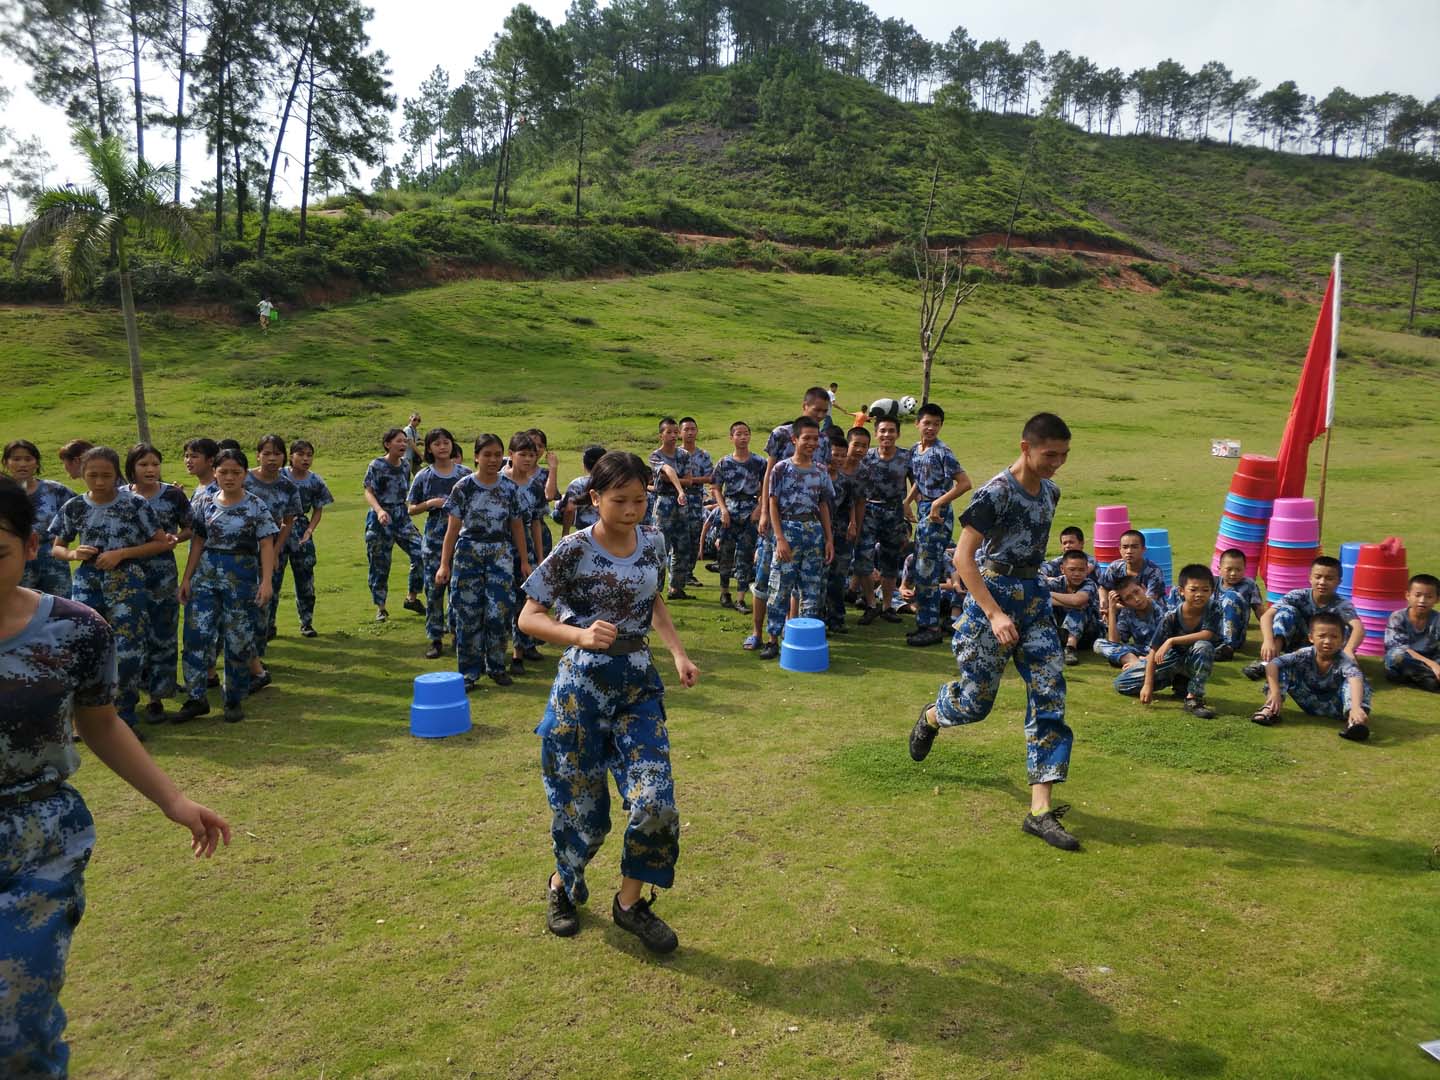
[0,475,36,539]
[679,416,697,427]
[288,439,315,457]
[3,439,42,471]
[509,431,537,454]
[184,437,219,459]
[1309,611,1345,634]
[256,433,287,456]
[473,433,504,456]
[79,446,121,479]
[216,438,242,452]
[1219,548,1246,564]
[729,421,750,434]
[1312,556,1342,573]
[124,442,162,482]
[590,450,652,493]
[1409,573,1440,592]
[1120,530,1145,547]
[581,445,607,471]
[792,416,820,433]
[846,427,870,441]
[1177,563,1213,587]
[917,402,944,422]
[214,448,250,471]
[658,417,678,432]
[58,439,94,460]
[803,386,829,404]
[423,427,459,464]
[875,415,899,432]
[1111,573,1138,594]
[526,428,548,448]
[1059,525,1084,543]
[1060,550,1089,564]
[381,427,406,448]
[1022,412,1071,443]
[826,425,848,448]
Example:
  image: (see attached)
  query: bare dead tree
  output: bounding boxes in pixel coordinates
[915,163,979,405]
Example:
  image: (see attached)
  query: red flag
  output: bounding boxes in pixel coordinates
[1273,254,1340,500]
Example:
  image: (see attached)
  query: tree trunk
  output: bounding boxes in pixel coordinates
[174,0,188,203]
[1003,150,1033,253]
[86,10,110,140]
[258,12,319,260]
[574,113,584,229]
[117,243,152,444]
[491,107,513,215]
[299,56,314,243]
[1411,259,1421,329]
[233,141,245,239]
[213,60,225,262]
[920,346,933,407]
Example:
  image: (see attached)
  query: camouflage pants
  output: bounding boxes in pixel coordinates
[1268,605,1313,654]
[1275,671,1373,718]
[852,500,906,579]
[139,554,181,699]
[1218,591,1251,650]
[364,510,424,607]
[1385,648,1436,683]
[750,533,776,600]
[932,574,1072,785]
[686,500,705,563]
[421,539,452,642]
[450,539,515,679]
[1094,638,1147,667]
[650,496,694,592]
[512,550,538,654]
[21,553,71,599]
[716,498,759,591]
[767,520,827,638]
[537,649,679,905]
[0,787,94,1080]
[272,539,319,629]
[70,562,146,727]
[1114,640,1216,699]
[182,551,258,706]
[827,534,856,627]
[912,501,954,629]
[1055,607,1102,649]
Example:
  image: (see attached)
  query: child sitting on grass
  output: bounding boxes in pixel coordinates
[1040,525,1098,581]
[1245,556,1363,678]
[1095,574,1163,671]
[1253,611,1373,741]
[1114,563,1221,718]
[1384,573,1440,692]
[1099,529,1167,606]
[1214,547,1265,660]
[1048,550,1102,665]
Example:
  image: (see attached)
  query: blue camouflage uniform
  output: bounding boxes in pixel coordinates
[1,595,113,1078]
[122,483,193,699]
[183,492,278,707]
[930,470,1072,786]
[909,440,965,630]
[1099,557,1167,603]
[712,452,766,593]
[648,447,694,589]
[21,480,76,597]
[852,446,912,582]
[534,467,555,559]
[765,422,833,470]
[826,464,862,628]
[444,474,522,680]
[682,446,713,565]
[1113,598,1221,699]
[278,467,334,628]
[509,471,550,654]
[766,458,834,638]
[1039,551,1099,583]
[47,491,161,728]
[1216,575,1263,651]
[1094,598,1164,666]
[1383,608,1440,684]
[183,480,219,670]
[524,525,679,906]
[1269,588,1361,653]
[1266,646,1373,718]
[244,472,300,657]
[557,474,598,533]
[1047,574,1102,648]
[362,457,424,608]
[408,463,472,643]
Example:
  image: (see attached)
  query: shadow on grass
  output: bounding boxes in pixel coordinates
[664,950,1226,1072]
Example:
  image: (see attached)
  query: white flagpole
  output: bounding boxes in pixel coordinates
[1318,253,1340,538]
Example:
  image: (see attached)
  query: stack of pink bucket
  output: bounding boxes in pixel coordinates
[1093,505,1130,565]
[1262,497,1322,602]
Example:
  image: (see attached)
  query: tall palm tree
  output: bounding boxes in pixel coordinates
[14,125,204,444]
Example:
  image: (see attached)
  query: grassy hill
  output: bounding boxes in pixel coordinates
[5,273,1440,1077]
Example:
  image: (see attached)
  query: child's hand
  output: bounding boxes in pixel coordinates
[579,620,618,651]
[1265,689,1284,711]
[1428,658,1440,678]
[677,493,687,506]
[178,579,192,604]
[1152,640,1172,665]
[824,539,834,565]
[1347,705,1368,727]
[376,510,391,527]
[1139,681,1154,704]
[775,539,792,564]
[74,545,99,562]
[434,564,451,587]
[1121,652,1143,670]
[255,581,273,608]
[720,510,732,528]
[988,610,1018,648]
[163,796,231,858]
[674,654,699,687]
[927,506,942,525]
[93,550,124,570]
[546,451,558,470]
[520,560,533,580]
[1260,638,1278,661]
[164,533,179,550]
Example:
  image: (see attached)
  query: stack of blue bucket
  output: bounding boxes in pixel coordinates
[1139,528,1173,587]
[1337,541,1364,599]
[410,672,471,738]
[779,618,830,673]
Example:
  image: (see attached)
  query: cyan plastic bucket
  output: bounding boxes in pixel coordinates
[410,671,471,738]
[779,617,829,673]
[1338,541,1364,599]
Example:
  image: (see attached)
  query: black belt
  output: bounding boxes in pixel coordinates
[866,498,904,509]
[603,634,650,656]
[460,533,509,543]
[783,513,819,523]
[0,780,64,809]
[983,558,1042,578]
[203,548,254,556]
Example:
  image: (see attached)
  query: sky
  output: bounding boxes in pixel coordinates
[4,0,1438,206]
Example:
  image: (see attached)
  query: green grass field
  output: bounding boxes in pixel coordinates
[4,271,1439,1078]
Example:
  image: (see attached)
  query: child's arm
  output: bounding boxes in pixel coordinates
[256,536,276,608]
[434,516,461,586]
[1105,593,1121,643]
[1406,647,1440,676]
[770,494,791,563]
[650,593,700,687]
[511,517,532,579]
[73,702,230,856]
[954,526,1016,646]
[1344,618,1365,657]
[1259,604,1280,659]
[177,532,205,604]
[530,518,544,563]
[544,455,559,501]
[302,506,324,543]
[1050,589,1089,609]
[657,463,686,502]
[1139,650,1160,703]
[928,472,973,520]
[364,486,390,525]
[1263,660,1284,711]
[820,501,834,565]
[759,458,776,536]
[94,527,174,570]
[518,598,616,650]
[1345,674,1368,726]
[273,515,295,555]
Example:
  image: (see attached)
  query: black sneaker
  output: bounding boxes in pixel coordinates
[858,606,880,626]
[523,646,543,662]
[909,703,938,761]
[175,697,210,723]
[1215,644,1235,662]
[704,562,721,574]
[490,671,514,687]
[222,703,244,723]
[827,622,849,635]
[1339,720,1371,742]
[1242,660,1266,681]
[907,627,943,647]
[666,589,692,601]
[547,878,579,937]
[879,610,902,623]
[612,891,678,954]
[249,670,272,695]
[1063,646,1079,666]
[266,625,277,642]
[1183,696,1217,719]
[376,608,389,622]
[424,640,442,659]
[1170,673,1189,698]
[719,592,734,609]
[1022,806,1081,851]
[510,658,526,676]
[144,700,167,723]
[734,597,751,615]
[1416,673,1440,693]
[403,598,426,616]
[299,624,318,638]
[758,641,780,660]
[687,575,703,587]
[206,672,220,688]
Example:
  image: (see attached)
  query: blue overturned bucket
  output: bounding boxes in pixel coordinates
[1139,529,1173,586]
[779,617,829,673]
[1338,541,1364,599]
[410,671,471,738]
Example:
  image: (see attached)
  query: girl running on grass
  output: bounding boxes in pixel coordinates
[363,428,426,623]
[0,475,229,1078]
[177,449,278,724]
[121,443,194,723]
[435,434,530,690]
[518,450,698,953]
[407,428,471,659]
[2,439,76,598]
[46,447,172,734]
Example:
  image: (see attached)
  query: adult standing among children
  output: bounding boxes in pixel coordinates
[402,413,423,477]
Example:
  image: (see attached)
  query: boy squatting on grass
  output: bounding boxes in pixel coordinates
[908,412,1081,852]
[0,475,230,1078]
[1251,611,1374,741]
[1384,573,1440,692]
[517,451,698,954]
[1113,562,1222,719]
[1213,547,1265,659]
[1243,556,1364,680]
[1039,525,1099,582]
[1095,573,1165,670]
[1047,549,1102,665]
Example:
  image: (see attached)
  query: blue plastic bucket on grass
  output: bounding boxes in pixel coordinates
[779,617,830,673]
[1338,541,1364,599]
[410,671,471,738]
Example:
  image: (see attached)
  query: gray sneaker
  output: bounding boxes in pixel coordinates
[547,878,579,937]
[612,892,678,954]
[1022,806,1080,851]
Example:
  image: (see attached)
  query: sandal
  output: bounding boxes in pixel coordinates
[1250,705,1281,726]
[742,634,760,651]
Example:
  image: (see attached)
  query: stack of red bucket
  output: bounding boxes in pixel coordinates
[1262,497,1322,601]
[1211,454,1279,573]
[1352,538,1408,658]
[1093,505,1131,565]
